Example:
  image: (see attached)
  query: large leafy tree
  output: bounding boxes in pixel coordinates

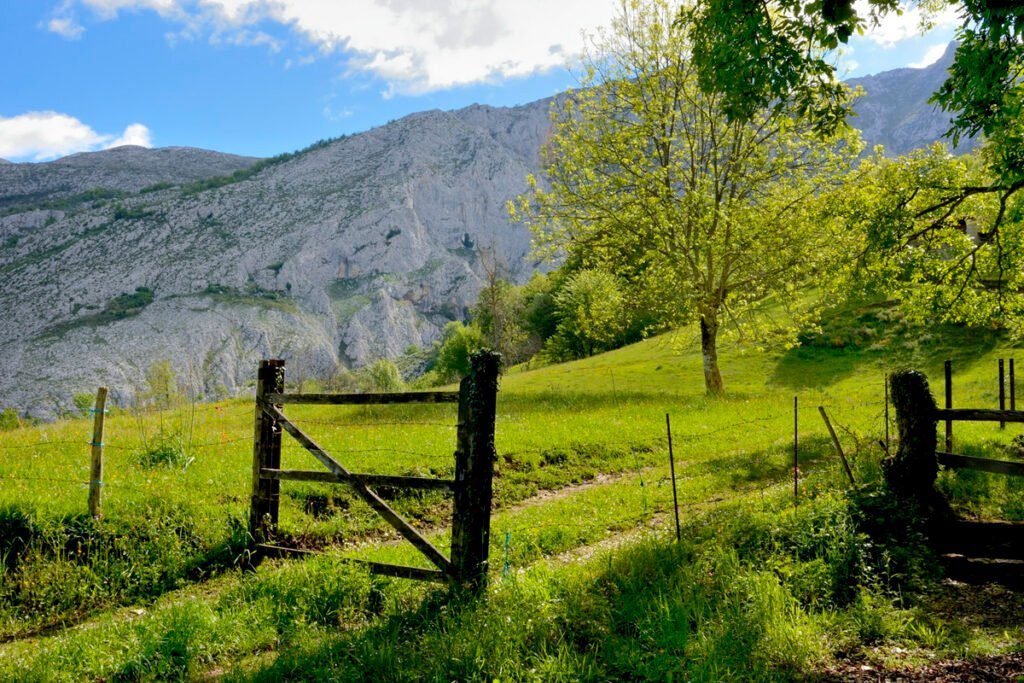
[690,1,1022,159]
[831,144,1024,333]
[512,0,861,394]
[692,2,1024,326]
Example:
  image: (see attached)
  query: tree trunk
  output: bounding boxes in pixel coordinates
[700,314,724,395]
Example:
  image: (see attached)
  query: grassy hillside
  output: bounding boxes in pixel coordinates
[1,305,1023,679]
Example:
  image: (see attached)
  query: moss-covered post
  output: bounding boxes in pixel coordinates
[886,370,939,500]
[451,350,501,592]
[249,359,285,546]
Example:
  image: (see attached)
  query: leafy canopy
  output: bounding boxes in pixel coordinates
[512,0,862,393]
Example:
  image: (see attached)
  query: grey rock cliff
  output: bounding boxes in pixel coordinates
[849,42,973,155]
[0,101,552,416]
[0,146,258,212]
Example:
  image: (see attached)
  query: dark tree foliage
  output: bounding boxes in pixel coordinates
[688,0,899,134]
[690,1,1023,177]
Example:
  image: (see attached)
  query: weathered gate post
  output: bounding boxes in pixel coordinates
[249,359,285,545]
[451,350,501,592]
[886,370,939,500]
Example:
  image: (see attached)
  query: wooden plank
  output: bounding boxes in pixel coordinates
[257,543,318,558]
[261,403,454,576]
[937,451,1024,477]
[265,391,458,405]
[818,406,856,485]
[260,468,455,491]
[363,562,448,583]
[254,544,448,583]
[944,360,953,452]
[935,408,1024,424]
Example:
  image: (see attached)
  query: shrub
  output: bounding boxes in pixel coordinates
[434,321,485,382]
[0,408,20,431]
[136,431,194,470]
[363,359,404,392]
[72,393,94,416]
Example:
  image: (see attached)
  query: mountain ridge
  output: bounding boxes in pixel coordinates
[0,49,970,416]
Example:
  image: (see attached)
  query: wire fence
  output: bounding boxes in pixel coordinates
[0,378,921,537]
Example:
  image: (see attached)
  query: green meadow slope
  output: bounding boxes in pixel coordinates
[1,303,1023,680]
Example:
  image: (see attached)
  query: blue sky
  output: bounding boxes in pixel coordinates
[0,1,959,162]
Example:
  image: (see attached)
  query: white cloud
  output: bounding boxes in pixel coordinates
[79,0,182,19]
[908,42,949,68]
[0,112,152,162]
[47,17,85,39]
[110,122,154,147]
[855,0,960,48]
[61,0,619,93]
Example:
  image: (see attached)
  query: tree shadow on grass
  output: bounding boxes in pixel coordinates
[771,300,1002,390]
[679,436,835,490]
[233,532,826,682]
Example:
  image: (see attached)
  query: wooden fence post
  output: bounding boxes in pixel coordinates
[793,395,799,506]
[999,358,1006,429]
[944,360,953,452]
[887,370,938,499]
[88,386,108,519]
[249,359,285,545]
[1011,359,1016,413]
[451,350,501,591]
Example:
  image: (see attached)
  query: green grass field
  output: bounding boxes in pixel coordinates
[1,304,1023,680]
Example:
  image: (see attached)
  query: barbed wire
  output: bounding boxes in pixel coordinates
[0,440,88,451]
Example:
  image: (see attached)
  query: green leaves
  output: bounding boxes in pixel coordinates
[513,0,861,392]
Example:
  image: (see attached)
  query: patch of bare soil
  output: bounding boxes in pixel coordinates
[816,581,1024,682]
[816,652,1024,682]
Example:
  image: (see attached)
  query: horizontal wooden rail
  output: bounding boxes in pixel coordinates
[363,562,448,583]
[256,544,449,583]
[265,391,458,405]
[935,408,1024,424]
[937,451,1024,477]
[260,468,455,491]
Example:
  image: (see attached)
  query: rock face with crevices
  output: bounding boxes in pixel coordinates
[848,41,975,156]
[0,101,552,416]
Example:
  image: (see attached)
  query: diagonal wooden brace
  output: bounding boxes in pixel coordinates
[261,403,454,577]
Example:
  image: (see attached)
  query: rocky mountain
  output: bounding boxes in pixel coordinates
[0,48,971,416]
[848,41,972,155]
[0,146,258,213]
[0,101,551,415]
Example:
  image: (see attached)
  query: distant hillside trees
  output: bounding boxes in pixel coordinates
[512,0,861,394]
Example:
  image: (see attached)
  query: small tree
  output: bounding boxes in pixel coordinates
[434,321,485,382]
[143,359,182,410]
[546,269,627,360]
[364,359,405,392]
[512,0,860,394]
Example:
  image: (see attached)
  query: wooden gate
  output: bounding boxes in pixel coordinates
[936,359,1024,478]
[889,367,1024,587]
[248,351,501,590]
